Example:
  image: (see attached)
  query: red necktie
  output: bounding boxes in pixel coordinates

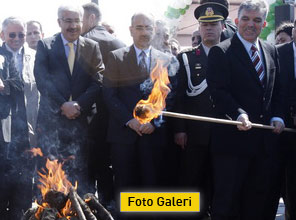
[251,45,265,83]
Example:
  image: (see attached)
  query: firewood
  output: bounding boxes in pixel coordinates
[69,187,87,220]
[44,190,68,211]
[84,193,114,220]
[41,208,59,220]
[76,194,97,220]
[22,207,38,220]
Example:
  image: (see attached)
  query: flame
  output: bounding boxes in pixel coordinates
[133,60,171,124]
[35,159,77,219]
[27,147,43,157]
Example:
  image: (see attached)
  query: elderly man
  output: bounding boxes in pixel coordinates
[1,16,38,218]
[34,5,104,193]
[103,12,176,219]
[206,0,285,219]
[26,20,44,50]
[81,3,125,205]
[174,3,228,219]
[1,17,39,149]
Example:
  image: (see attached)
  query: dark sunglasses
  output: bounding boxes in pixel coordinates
[9,32,25,39]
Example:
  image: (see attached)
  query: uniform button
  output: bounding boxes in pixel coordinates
[260,115,263,118]
[263,97,265,101]
[197,74,200,76]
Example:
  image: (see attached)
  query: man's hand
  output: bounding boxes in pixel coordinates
[237,113,252,131]
[0,78,4,91]
[127,118,142,136]
[139,123,155,135]
[271,120,285,134]
[61,101,81,119]
[174,132,187,150]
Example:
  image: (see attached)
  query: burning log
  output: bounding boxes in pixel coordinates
[44,190,68,211]
[22,207,38,220]
[69,188,87,220]
[76,195,97,220]
[84,194,114,220]
[40,208,59,220]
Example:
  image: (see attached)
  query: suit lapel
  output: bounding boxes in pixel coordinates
[52,34,72,79]
[258,40,271,88]
[71,36,85,81]
[286,42,295,80]
[127,45,138,72]
[232,35,262,87]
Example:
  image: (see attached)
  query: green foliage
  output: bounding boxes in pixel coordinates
[260,1,283,40]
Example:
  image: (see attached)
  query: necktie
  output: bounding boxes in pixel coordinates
[67,42,75,74]
[251,45,265,84]
[139,51,147,74]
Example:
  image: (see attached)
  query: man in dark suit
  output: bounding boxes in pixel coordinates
[34,4,104,193]
[174,3,228,219]
[206,0,285,219]
[277,20,296,220]
[81,2,125,205]
[103,12,175,219]
[0,47,23,219]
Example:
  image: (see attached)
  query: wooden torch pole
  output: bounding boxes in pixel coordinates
[161,111,296,133]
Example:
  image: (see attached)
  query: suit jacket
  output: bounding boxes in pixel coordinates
[277,42,296,127]
[206,34,284,155]
[0,47,23,143]
[103,45,175,144]
[34,34,104,128]
[82,25,125,66]
[0,44,38,159]
[174,44,213,146]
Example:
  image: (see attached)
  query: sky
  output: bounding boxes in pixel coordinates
[1,0,172,45]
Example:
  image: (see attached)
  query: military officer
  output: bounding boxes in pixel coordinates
[173,3,228,219]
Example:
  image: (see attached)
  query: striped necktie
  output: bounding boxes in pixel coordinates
[139,51,147,73]
[67,42,75,74]
[251,45,265,84]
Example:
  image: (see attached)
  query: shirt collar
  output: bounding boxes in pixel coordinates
[201,43,210,56]
[5,43,23,56]
[236,32,259,53]
[134,45,151,58]
[61,33,78,46]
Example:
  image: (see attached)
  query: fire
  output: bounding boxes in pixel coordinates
[133,60,171,124]
[28,147,43,157]
[35,159,77,219]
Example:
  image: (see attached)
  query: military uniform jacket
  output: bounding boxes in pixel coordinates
[174,44,213,146]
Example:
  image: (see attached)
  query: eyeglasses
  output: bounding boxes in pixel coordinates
[9,32,25,39]
[134,25,154,32]
[60,18,82,25]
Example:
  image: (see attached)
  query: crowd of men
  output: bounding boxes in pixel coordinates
[0,0,296,220]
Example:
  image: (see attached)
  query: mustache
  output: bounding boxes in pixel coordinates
[140,35,151,40]
[67,28,79,33]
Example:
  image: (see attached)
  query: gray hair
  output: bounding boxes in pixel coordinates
[57,5,84,19]
[2,17,26,33]
[238,0,269,20]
